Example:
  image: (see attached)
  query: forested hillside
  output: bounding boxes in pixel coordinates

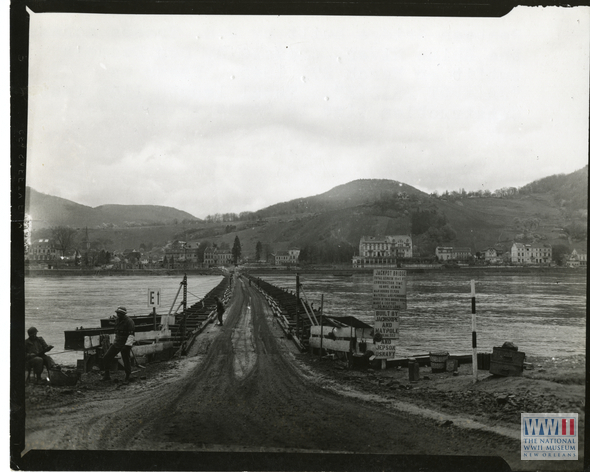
[252,179,428,218]
[519,165,587,210]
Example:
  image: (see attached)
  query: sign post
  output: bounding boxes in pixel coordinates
[148,288,161,330]
[373,269,407,368]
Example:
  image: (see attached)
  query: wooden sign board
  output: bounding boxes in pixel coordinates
[372,271,406,360]
[373,338,396,358]
[148,288,161,307]
[372,297,407,310]
[373,270,407,295]
[373,269,407,279]
[374,310,400,339]
[372,269,407,310]
[375,310,400,322]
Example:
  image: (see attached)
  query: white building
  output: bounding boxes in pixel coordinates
[28,239,58,262]
[566,249,587,268]
[435,246,472,262]
[435,247,453,261]
[270,248,300,266]
[453,247,472,261]
[288,248,301,260]
[511,243,552,265]
[511,243,527,264]
[204,247,233,266]
[165,241,200,264]
[484,247,497,261]
[352,235,412,268]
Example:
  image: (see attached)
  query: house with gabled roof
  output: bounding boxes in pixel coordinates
[566,249,587,268]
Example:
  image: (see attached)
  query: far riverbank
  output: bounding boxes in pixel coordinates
[24,265,586,278]
[23,268,225,277]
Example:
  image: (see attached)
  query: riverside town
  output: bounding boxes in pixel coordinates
[25,234,589,271]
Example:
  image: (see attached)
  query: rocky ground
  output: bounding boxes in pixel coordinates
[292,353,585,431]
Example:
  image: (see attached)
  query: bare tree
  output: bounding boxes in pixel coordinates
[51,226,78,257]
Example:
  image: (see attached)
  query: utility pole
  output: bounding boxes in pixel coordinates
[295,273,300,339]
[180,274,188,342]
[471,280,478,383]
[83,227,90,266]
[182,274,187,313]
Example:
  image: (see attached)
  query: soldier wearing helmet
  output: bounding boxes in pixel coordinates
[101,306,135,383]
[25,327,55,383]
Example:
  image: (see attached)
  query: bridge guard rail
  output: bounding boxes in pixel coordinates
[245,274,316,353]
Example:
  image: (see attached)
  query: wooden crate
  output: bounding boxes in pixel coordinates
[489,347,525,377]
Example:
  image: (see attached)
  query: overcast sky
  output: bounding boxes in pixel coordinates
[26,7,589,219]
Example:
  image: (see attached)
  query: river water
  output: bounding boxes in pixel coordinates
[24,271,585,366]
[24,275,224,366]
[259,271,586,360]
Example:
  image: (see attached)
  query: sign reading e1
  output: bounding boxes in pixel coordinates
[148,288,161,307]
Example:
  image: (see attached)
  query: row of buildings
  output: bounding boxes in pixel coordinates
[436,243,554,265]
[26,235,586,269]
[26,239,232,269]
[351,234,585,268]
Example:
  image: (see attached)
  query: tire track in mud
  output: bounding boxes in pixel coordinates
[231,297,257,381]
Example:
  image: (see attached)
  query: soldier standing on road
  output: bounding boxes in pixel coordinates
[101,306,135,383]
[214,297,225,326]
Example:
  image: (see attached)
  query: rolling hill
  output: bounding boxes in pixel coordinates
[254,179,428,218]
[194,167,587,259]
[26,166,587,259]
[25,187,200,229]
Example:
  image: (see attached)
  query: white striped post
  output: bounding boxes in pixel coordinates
[319,294,324,359]
[471,280,478,382]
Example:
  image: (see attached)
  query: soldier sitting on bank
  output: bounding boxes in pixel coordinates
[25,327,56,383]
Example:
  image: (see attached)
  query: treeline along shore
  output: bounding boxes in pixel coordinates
[23,265,586,277]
